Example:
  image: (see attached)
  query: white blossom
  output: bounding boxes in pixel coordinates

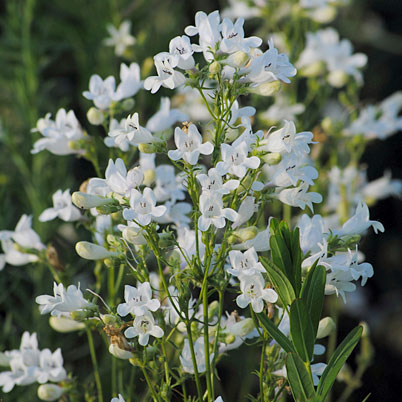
[180,337,214,374]
[31,109,84,155]
[39,189,81,222]
[276,182,322,212]
[236,273,278,313]
[83,74,116,110]
[124,312,164,346]
[168,124,214,165]
[123,188,167,226]
[198,193,238,231]
[35,282,92,317]
[117,283,160,317]
[197,168,239,195]
[104,20,136,56]
[169,35,195,69]
[227,247,265,277]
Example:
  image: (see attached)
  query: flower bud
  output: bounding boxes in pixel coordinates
[261,152,282,165]
[208,301,220,317]
[87,107,104,125]
[107,234,121,247]
[227,318,255,337]
[321,117,335,133]
[225,334,236,345]
[72,191,115,209]
[122,98,135,111]
[70,310,91,321]
[158,232,176,248]
[209,61,221,75]
[143,169,155,186]
[317,317,336,339]
[109,344,133,359]
[122,227,147,246]
[228,226,258,244]
[37,384,64,401]
[75,241,119,260]
[300,61,325,77]
[49,316,85,333]
[328,70,348,88]
[250,80,281,96]
[226,51,249,67]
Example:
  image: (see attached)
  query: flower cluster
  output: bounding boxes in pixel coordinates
[0,332,67,399]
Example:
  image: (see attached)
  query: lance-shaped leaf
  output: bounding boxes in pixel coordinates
[290,299,315,362]
[286,353,316,402]
[301,262,326,339]
[260,256,296,306]
[316,326,363,401]
[269,218,302,296]
[257,313,295,354]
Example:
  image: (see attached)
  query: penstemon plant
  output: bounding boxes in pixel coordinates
[1,2,400,402]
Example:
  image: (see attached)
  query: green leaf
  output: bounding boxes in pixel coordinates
[257,313,295,354]
[286,353,316,402]
[269,218,303,296]
[316,326,363,401]
[301,262,326,338]
[290,299,315,362]
[260,256,296,306]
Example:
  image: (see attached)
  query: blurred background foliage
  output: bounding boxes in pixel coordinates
[0,0,401,401]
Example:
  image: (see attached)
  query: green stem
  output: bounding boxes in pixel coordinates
[202,276,213,402]
[260,338,266,401]
[85,326,103,402]
[186,323,204,401]
[139,364,160,402]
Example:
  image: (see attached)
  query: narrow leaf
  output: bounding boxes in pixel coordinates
[316,326,363,401]
[260,256,296,306]
[257,313,295,354]
[290,299,315,362]
[286,353,316,402]
[301,262,326,338]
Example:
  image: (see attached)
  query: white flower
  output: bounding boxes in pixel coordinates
[180,337,214,374]
[111,394,126,402]
[231,196,258,229]
[236,273,278,313]
[144,53,186,94]
[197,168,239,195]
[228,247,265,277]
[31,109,84,155]
[169,35,195,69]
[0,215,45,270]
[39,189,81,222]
[113,62,142,101]
[184,10,221,62]
[104,20,136,56]
[153,201,192,228]
[123,188,167,226]
[216,141,260,178]
[276,182,322,212]
[269,155,318,188]
[117,283,160,317]
[297,214,327,254]
[246,39,296,85]
[36,348,67,384]
[325,269,356,302]
[198,193,238,231]
[108,113,153,147]
[259,120,314,156]
[124,312,164,346]
[337,201,384,236]
[83,74,116,110]
[146,97,188,133]
[88,158,143,198]
[168,124,214,165]
[154,165,185,203]
[219,17,262,54]
[35,282,92,317]
[362,171,402,202]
